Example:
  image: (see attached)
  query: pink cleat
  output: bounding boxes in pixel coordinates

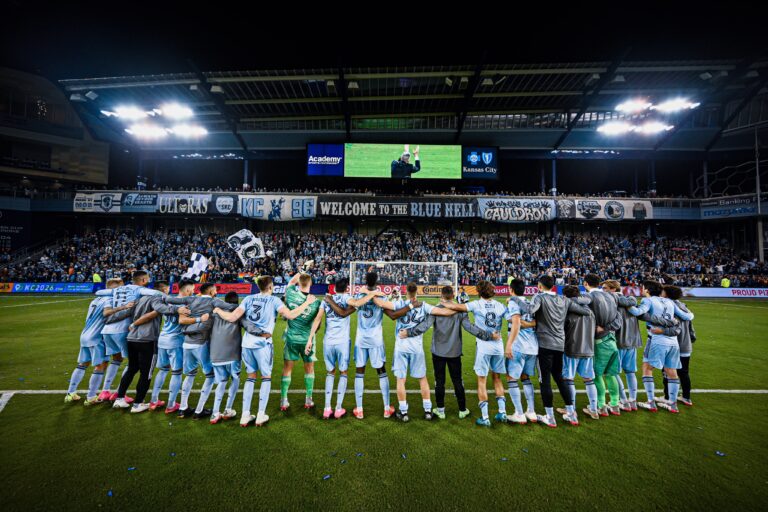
[149,400,166,411]
[98,390,112,402]
[383,405,395,418]
[322,407,333,419]
[124,396,134,405]
[353,407,364,419]
[165,403,180,415]
[334,408,347,419]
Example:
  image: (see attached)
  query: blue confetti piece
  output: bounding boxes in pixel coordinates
[170,452,176,457]
[521,448,529,454]
[323,474,331,480]
[340,459,347,464]
[128,467,136,471]
[356,452,363,457]
[401,453,407,459]
[500,457,508,461]
[107,490,113,497]
[18,377,24,381]
[329,451,337,456]
[715,451,726,457]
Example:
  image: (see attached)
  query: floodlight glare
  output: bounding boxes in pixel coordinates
[615,99,651,113]
[651,98,700,113]
[159,103,194,119]
[635,121,674,134]
[596,121,634,135]
[113,106,150,120]
[170,124,208,137]
[125,124,169,139]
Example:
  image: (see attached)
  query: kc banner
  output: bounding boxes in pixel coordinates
[317,195,476,219]
[476,198,556,223]
[73,192,122,213]
[556,199,653,221]
[238,195,316,221]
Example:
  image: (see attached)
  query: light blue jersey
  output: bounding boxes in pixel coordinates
[505,299,538,355]
[322,293,351,346]
[466,299,506,356]
[355,291,384,333]
[97,284,161,334]
[393,299,434,353]
[239,293,284,348]
[80,296,111,347]
[631,296,694,347]
[158,301,184,350]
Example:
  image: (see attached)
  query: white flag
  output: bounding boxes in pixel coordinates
[181,252,208,281]
[227,229,265,265]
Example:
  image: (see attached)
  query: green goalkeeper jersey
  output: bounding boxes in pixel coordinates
[284,284,321,345]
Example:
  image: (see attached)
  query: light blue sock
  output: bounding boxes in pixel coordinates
[616,374,628,403]
[336,374,348,410]
[496,396,507,414]
[180,372,196,410]
[545,406,554,419]
[479,400,489,419]
[87,371,104,399]
[422,399,432,412]
[67,365,87,393]
[226,372,239,410]
[378,372,390,408]
[399,400,408,413]
[642,376,655,403]
[213,381,227,415]
[151,367,169,403]
[626,372,638,401]
[668,378,680,405]
[508,381,523,415]
[167,370,182,407]
[354,373,365,409]
[242,377,256,414]
[325,374,335,409]
[102,360,121,391]
[195,374,215,413]
[522,379,536,412]
[437,406,445,413]
[258,378,271,414]
[584,379,598,410]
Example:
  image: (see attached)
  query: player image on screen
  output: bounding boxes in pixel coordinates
[391,144,421,179]
[344,143,461,179]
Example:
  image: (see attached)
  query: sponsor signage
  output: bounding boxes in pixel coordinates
[307,144,344,176]
[462,147,499,179]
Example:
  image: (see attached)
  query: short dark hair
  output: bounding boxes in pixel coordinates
[224,291,239,304]
[200,283,216,295]
[154,280,169,290]
[663,285,683,301]
[538,274,555,290]
[132,270,149,283]
[335,278,349,293]
[476,280,495,299]
[257,275,273,291]
[365,272,378,289]
[406,282,417,295]
[562,285,580,298]
[511,278,526,297]
[441,285,454,300]
[643,280,663,296]
[584,274,601,288]
[178,279,196,290]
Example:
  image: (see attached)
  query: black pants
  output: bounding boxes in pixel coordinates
[432,354,465,411]
[537,347,572,408]
[663,356,691,400]
[117,341,157,403]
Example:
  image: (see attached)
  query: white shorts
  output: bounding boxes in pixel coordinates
[324,341,351,372]
[392,349,427,379]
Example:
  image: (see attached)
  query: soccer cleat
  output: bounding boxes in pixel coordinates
[598,406,610,417]
[177,407,195,418]
[555,407,568,415]
[383,405,395,418]
[395,410,410,423]
[655,396,671,405]
[353,407,364,419]
[525,411,538,423]
[630,400,638,411]
[667,404,680,414]
[279,399,290,411]
[165,403,180,415]
[424,411,433,421]
[304,396,315,409]
[124,396,134,405]
[678,397,693,407]
[536,414,557,428]
[149,400,166,411]
[475,417,491,427]
[619,401,632,412]
[240,413,256,427]
[494,412,508,423]
[562,412,579,426]
[333,408,347,419]
[609,405,622,416]
[83,396,102,407]
[432,408,446,420]
[507,413,527,425]
[64,393,81,403]
[209,413,223,425]
[193,408,212,420]
[97,390,112,402]
[223,408,237,420]
[322,407,333,419]
[112,398,130,409]
[582,407,600,420]
[108,392,118,401]
[130,403,150,414]
[458,409,471,419]
[255,412,270,426]
[637,401,658,412]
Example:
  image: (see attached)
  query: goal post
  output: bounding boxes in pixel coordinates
[349,260,458,297]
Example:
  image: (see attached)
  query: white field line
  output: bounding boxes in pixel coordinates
[687,300,768,310]
[0,392,14,413]
[0,298,91,308]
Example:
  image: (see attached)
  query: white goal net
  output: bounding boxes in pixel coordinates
[349,261,458,297]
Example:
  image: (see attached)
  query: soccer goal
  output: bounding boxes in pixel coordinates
[349,261,458,297]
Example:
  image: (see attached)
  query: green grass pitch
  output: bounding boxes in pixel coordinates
[1,296,767,511]
[344,143,461,179]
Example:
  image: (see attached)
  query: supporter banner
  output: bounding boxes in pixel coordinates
[700,196,763,219]
[212,194,238,216]
[0,282,14,293]
[121,192,158,213]
[157,193,212,215]
[11,282,97,293]
[170,282,253,295]
[73,192,122,213]
[556,199,653,221]
[477,198,555,223]
[238,195,317,221]
[0,209,30,251]
[462,147,499,179]
[318,196,476,219]
[683,287,768,298]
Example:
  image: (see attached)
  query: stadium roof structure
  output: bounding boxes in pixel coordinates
[59,58,768,159]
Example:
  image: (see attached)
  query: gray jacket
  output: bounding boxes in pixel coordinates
[564,307,596,358]
[582,289,623,338]
[523,293,592,352]
[674,300,695,354]
[166,296,228,346]
[614,294,643,348]
[126,295,183,343]
[407,306,494,358]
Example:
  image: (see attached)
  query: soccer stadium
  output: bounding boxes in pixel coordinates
[1,8,767,511]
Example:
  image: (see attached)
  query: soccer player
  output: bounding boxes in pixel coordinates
[457,287,470,305]
[148,279,196,413]
[309,278,355,419]
[214,275,316,427]
[65,278,131,405]
[279,270,322,412]
[503,279,540,424]
[661,285,696,407]
[602,280,643,411]
[206,291,243,424]
[629,280,694,413]
[560,285,598,423]
[439,280,509,427]
[405,285,498,420]
[112,281,190,413]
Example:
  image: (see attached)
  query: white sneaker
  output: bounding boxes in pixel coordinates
[130,402,150,414]
[255,412,270,426]
[525,411,538,423]
[507,413,527,424]
[223,408,237,419]
[536,414,557,428]
[240,412,255,427]
[112,398,130,409]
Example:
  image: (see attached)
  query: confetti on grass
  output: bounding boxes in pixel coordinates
[107,490,113,497]
[356,452,364,457]
[522,448,529,454]
[402,453,407,459]
[715,451,726,457]
[128,467,136,471]
[323,475,331,480]
[500,457,508,462]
